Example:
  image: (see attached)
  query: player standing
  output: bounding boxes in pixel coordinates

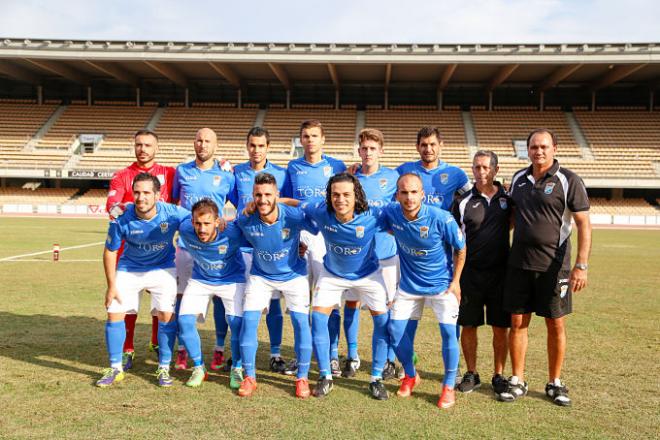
[97,173,189,387]
[105,130,175,370]
[234,126,290,373]
[385,173,466,409]
[283,120,346,376]
[172,127,235,371]
[177,199,247,389]
[451,151,512,396]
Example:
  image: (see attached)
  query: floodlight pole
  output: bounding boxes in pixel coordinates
[87,86,92,106]
[136,87,140,107]
[37,85,43,105]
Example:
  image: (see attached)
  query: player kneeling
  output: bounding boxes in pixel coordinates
[177,199,248,389]
[97,173,189,387]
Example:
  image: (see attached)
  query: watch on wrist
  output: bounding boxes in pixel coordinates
[575,263,588,270]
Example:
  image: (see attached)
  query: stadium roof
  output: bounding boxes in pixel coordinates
[1,38,659,89]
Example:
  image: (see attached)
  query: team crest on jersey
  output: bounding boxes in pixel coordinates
[379,179,388,190]
[160,222,169,233]
[323,166,332,177]
[213,175,222,187]
[544,182,556,195]
[499,198,508,210]
[440,173,449,184]
[157,174,165,185]
[419,226,429,238]
[355,226,364,238]
[281,228,290,240]
[218,244,227,254]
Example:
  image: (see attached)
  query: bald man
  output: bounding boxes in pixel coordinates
[172,127,237,371]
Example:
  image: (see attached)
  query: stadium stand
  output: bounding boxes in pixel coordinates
[0,103,57,151]
[589,198,659,215]
[66,188,106,205]
[0,187,77,204]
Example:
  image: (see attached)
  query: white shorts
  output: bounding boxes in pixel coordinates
[175,247,193,293]
[243,275,310,315]
[313,268,388,313]
[301,230,325,289]
[242,251,279,300]
[179,279,245,322]
[107,268,177,314]
[390,288,459,324]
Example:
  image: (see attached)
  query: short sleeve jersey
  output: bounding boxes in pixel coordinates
[508,160,590,271]
[105,202,190,272]
[451,183,512,269]
[301,201,387,280]
[396,160,471,211]
[178,220,248,285]
[382,203,465,295]
[106,162,175,212]
[173,160,237,211]
[234,161,289,213]
[355,166,399,260]
[237,204,315,281]
[283,155,346,201]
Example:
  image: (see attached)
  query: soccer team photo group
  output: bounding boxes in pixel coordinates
[96,120,590,410]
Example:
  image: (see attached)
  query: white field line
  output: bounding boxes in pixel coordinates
[0,241,104,262]
[0,259,101,263]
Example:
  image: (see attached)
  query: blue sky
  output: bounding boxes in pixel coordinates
[0,0,658,43]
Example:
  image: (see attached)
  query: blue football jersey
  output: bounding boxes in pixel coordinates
[106,202,190,272]
[382,203,465,295]
[237,204,315,281]
[283,155,346,201]
[178,220,248,285]
[356,166,398,260]
[302,201,386,280]
[173,160,238,211]
[234,160,289,213]
[396,160,470,211]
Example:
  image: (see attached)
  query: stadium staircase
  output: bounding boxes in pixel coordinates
[24,105,67,151]
[145,107,166,131]
[354,110,366,139]
[565,112,595,160]
[254,109,267,127]
[461,111,478,156]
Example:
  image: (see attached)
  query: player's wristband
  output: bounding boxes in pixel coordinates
[574,263,588,270]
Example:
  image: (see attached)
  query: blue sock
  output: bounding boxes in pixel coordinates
[312,311,331,378]
[387,310,396,362]
[266,299,283,357]
[212,295,228,349]
[178,314,203,367]
[105,320,125,367]
[455,323,461,340]
[328,309,341,360]
[158,319,177,367]
[240,310,261,378]
[440,323,460,388]
[226,315,243,369]
[174,296,183,350]
[370,313,389,379]
[405,319,419,355]
[389,318,416,377]
[290,311,312,379]
[343,304,360,360]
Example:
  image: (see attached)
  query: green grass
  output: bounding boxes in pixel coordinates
[0,217,659,439]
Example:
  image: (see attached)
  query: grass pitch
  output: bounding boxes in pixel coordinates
[0,217,658,439]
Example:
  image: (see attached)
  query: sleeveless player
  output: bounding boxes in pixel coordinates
[234,126,290,373]
[106,130,175,370]
[96,173,190,388]
[177,199,248,389]
[236,173,317,399]
[385,173,466,409]
[172,127,236,371]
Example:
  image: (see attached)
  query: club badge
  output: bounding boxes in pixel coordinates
[544,182,556,195]
[323,166,332,177]
[440,173,449,184]
[281,228,290,240]
[379,179,388,190]
[213,175,222,187]
[157,174,165,185]
[420,226,429,238]
[356,226,364,238]
[218,244,227,254]
[499,198,508,210]
[160,222,169,233]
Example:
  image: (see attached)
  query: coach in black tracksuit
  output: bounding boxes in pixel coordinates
[451,150,512,397]
[498,128,591,407]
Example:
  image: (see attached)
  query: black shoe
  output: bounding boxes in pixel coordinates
[491,374,509,395]
[313,377,334,398]
[330,358,341,377]
[369,380,389,400]
[269,356,287,374]
[498,378,528,402]
[457,371,482,393]
[222,357,233,372]
[283,359,298,376]
[341,358,360,378]
[381,361,396,380]
[545,381,571,407]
